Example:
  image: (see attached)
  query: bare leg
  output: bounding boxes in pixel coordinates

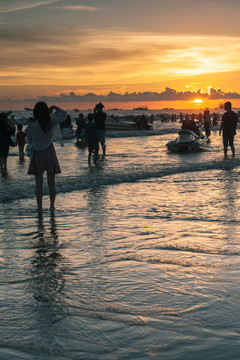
[3,158,7,173]
[47,172,56,211]
[224,146,228,157]
[88,151,91,165]
[94,150,98,164]
[19,145,24,160]
[102,143,106,156]
[0,157,4,173]
[0,158,7,173]
[18,145,21,159]
[231,145,235,156]
[35,174,43,212]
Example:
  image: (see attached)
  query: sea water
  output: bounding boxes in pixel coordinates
[1,114,240,359]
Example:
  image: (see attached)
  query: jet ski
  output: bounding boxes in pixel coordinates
[166,129,208,153]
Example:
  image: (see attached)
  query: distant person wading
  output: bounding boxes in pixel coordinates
[219,101,238,157]
[94,102,107,156]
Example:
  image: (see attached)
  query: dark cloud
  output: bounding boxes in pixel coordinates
[21,87,240,104]
[0,24,149,69]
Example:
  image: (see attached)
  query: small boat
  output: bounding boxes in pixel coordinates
[133,106,148,111]
[105,117,136,131]
[166,129,208,153]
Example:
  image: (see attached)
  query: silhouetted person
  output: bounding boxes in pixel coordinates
[94,102,107,155]
[16,124,26,160]
[182,118,199,134]
[27,102,67,212]
[75,113,86,147]
[0,111,15,174]
[85,113,99,165]
[219,101,238,157]
[203,109,211,138]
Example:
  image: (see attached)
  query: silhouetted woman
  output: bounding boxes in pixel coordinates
[27,102,66,212]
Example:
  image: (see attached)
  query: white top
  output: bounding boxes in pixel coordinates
[27,108,67,150]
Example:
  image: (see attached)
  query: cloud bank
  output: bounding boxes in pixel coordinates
[20,87,240,104]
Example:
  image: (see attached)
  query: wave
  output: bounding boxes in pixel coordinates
[1,157,240,203]
[106,128,179,138]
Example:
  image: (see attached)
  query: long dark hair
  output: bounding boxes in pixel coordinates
[33,101,51,133]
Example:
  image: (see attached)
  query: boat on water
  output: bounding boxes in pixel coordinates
[105,115,153,131]
[105,117,136,131]
[133,106,148,111]
[166,129,208,153]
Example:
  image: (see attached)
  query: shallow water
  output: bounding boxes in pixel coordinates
[1,123,240,359]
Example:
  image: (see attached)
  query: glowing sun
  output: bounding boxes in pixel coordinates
[193,99,203,104]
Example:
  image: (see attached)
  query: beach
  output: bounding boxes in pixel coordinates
[1,112,240,359]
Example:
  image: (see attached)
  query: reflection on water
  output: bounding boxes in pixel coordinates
[30,213,67,326]
[220,169,240,243]
[2,130,240,359]
[86,187,109,234]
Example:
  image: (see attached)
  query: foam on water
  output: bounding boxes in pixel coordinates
[1,146,240,203]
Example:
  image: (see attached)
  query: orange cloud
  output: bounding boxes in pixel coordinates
[1,26,240,101]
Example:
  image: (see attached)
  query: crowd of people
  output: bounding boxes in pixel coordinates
[75,102,107,162]
[0,101,108,212]
[158,110,221,126]
[0,101,238,212]
[179,102,238,156]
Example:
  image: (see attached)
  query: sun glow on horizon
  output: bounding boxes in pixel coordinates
[193,98,203,105]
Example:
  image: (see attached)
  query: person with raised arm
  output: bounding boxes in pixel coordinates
[27,102,67,212]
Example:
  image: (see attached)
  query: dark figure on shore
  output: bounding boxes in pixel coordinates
[0,111,16,174]
[182,118,199,134]
[203,109,211,138]
[94,102,107,155]
[212,112,219,126]
[219,102,238,157]
[135,115,151,129]
[149,114,154,124]
[85,113,99,165]
[76,113,86,147]
[198,112,203,124]
[27,102,67,212]
[16,124,26,160]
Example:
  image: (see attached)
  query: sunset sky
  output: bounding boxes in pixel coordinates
[1,0,240,110]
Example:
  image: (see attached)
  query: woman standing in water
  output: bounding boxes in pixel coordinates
[27,102,67,212]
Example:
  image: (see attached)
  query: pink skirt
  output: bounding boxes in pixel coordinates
[28,143,61,175]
